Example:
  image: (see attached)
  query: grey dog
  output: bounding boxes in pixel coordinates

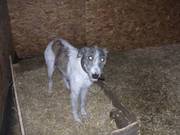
[44,38,108,123]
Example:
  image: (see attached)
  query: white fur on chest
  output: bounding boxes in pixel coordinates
[67,50,92,89]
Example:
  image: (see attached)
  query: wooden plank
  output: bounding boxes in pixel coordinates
[0,56,4,129]
[0,55,11,134]
[0,0,15,133]
[111,122,139,135]
[10,56,25,135]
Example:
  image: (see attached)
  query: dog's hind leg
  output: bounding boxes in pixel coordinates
[44,42,55,93]
[47,63,55,93]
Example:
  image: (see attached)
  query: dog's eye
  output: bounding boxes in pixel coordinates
[100,58,104,62]
[88,56,93,61]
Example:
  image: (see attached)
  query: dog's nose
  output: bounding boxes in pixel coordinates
[92,73,99,79]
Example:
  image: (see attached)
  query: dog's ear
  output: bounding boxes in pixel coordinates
[103,48,108,56]
[77,47,87,58]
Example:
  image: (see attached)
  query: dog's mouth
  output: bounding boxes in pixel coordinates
[91,78,98,81]
[90,73,100,82]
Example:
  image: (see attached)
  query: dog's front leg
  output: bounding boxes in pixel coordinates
[71,89,81,123]
[80,88,89,117]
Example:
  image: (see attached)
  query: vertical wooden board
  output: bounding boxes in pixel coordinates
[85,0,115,48]
[112,0,180,50]
[85,0,98,45]
[0,57,4,128]
[0,0,14,133]
[96,0,115,48]
[0,55,11,134]
[8,0,180,58]
[8,0,86,58]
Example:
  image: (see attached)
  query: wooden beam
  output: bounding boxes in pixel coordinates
[111,122,139,135]
[0,0,15,133]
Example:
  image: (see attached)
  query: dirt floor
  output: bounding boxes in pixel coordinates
[12,44,180,135]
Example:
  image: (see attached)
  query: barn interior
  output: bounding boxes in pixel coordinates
[0,0,180,135]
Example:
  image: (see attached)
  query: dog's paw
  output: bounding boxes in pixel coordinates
[81,110,90,123]
[73,114,81,122]
[81,109,89,118]
[74,117,82,124]
[81,109,87,115]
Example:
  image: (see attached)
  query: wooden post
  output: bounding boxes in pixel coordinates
[0,0,15,134]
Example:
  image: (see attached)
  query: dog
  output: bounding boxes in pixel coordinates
[44,38,108,123]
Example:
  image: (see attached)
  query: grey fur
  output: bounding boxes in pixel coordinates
[44,38,107,123]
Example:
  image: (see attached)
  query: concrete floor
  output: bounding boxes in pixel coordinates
[11,44,180,135]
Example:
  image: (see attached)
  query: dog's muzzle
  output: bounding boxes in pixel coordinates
[92,73,100,79]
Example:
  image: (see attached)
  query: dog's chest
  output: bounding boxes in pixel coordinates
[68,57,92,87]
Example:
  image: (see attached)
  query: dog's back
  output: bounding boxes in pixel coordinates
[45,38,77,73]
[52,39,69,74]
[44,38,78,92]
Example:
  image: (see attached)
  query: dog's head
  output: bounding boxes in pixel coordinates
[77,46,108,82]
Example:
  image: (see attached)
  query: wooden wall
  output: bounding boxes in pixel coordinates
[0,0,14,133]
[8,0,180,58]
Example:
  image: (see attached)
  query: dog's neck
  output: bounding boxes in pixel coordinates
[80,57,88,74]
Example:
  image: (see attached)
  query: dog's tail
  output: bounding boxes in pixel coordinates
[52,38,76,51]
[60,38,74,49]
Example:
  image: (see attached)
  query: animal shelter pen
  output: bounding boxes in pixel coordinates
[1,0,180,134]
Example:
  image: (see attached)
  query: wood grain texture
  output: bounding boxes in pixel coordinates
[8,0,180,58]
[0,0,14,133]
